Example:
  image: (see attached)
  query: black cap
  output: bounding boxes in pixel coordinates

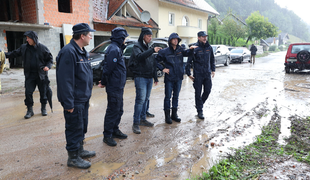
[197,31,208,37]
[72,23,96,34]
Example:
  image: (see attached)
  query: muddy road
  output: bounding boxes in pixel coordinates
[0,51,309,179]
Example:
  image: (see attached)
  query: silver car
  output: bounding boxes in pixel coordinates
[211,45,231,66]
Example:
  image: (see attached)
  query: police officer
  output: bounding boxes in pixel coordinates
[185,31,215,119]
[56,23,96,169]
[98,27,129,146]
[156,33,197,124]
[5,31,53,119]
[129,27,161,134]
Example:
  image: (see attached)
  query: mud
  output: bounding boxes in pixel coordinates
[0,51,310,179]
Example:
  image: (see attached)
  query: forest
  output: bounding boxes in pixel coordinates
[205,0,310,42]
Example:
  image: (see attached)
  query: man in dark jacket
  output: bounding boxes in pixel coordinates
[185,31,215,120]
[56,23,96,169]
[156,33,197,124]
[98,27,129,146]
[250,44,258,64]
[5,31,53,119]
[130,27,161,134]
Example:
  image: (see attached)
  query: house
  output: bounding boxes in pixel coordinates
[0,0,95,68]
[264,32,289,47]
[135,0,219,45]
[92,0,159,46]
[0,0,159,68]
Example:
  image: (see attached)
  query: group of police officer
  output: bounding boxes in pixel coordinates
[3,22,215,169]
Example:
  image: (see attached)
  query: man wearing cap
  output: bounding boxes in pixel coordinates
[4,31,53,119]
[56,23,96,169]
[156,33,197,124]
[185,31,215,120]
[129,27,162,134]
[98,27,129,146]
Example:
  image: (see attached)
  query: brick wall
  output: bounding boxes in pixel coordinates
[21,0,37,24]
[43,0,91,27]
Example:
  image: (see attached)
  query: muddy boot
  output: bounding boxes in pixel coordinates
[67,150,91,169]
[79,141,96,158]
[24,106,34,119]
[171,108,181,122]
[41,104,47,116]
[165,110,172,124]
[197,111,204,120]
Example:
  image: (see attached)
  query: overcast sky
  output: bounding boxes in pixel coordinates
[274,0,310,25]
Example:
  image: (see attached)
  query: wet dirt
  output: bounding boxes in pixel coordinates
[1,51,310,179]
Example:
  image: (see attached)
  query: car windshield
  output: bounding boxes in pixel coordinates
[212,46,217,52]
[291,45,310,54]
[123,44,134,56]
[231,49,243,53]
[91,41,111,54]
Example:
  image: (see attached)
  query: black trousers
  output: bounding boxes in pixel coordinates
[24,72,47,107]
[103,89,124,137]
[63,101,89,152]
[193,74,212,112]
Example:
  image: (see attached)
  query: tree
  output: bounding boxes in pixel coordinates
[245,11,278,44]
[221,16,247,46]
[208,18,220,43]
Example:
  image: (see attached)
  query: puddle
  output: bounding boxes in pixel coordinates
[80,161,125,179]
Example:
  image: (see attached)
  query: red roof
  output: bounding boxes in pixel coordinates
[93,0,159,29]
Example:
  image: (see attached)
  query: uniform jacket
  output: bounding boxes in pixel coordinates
[186,41,215,77]
[156,33,193,82]
[5,31,53,80]
[101,28,128,93]
[250,45,257,55]
[129,30,158,82]
[56,38,93,109]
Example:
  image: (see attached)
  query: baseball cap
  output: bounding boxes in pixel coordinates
[72,23,96,34]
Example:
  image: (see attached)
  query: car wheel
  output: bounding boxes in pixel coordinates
[297,50,310,63]
[224,57,230,66]
[239,57,243,63]
[157,69,164,77]
[285,67,290,74]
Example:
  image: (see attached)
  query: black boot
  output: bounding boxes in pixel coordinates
[198,111,204,120]
[103,137,117,146]
[24,106,34,119]
[67,150,91,169]
[165,110,172,124]
[79,141,96,158]
[41,104,47,116]
[171,108,181,122]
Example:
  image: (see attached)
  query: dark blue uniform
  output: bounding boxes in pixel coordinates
[56,38,93,152]
[157,33,193,111]
[101,28,128,138]
[186,40,215,113]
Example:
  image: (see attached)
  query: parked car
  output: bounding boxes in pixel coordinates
[284,43,310,73]
[230,48,251,63]
[89,39,168,83]
[211,45,231,66]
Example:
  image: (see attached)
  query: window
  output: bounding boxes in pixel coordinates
[198,19,202,29]
[169,13,174,26]
[182,16,189,26]
[58,0,71,13]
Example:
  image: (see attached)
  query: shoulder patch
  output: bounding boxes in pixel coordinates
[113,58,117,62]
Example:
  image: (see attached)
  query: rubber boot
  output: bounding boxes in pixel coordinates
[41,104,47,116]
[171,108,181,122]
[79,141,96,158]
[198,111,204,120]
[24,106,34,119]
[67,150,91,169]
[165,109,172,124]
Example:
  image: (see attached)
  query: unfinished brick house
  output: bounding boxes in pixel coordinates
[0,0,158,68]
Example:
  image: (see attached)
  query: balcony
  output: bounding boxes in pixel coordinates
[177,26,200,38]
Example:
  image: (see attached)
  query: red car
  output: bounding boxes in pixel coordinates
[285,43,310,73]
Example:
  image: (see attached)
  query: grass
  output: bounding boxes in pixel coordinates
[189,109,310,180]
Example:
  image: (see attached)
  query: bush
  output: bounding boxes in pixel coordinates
[269,45,277,51]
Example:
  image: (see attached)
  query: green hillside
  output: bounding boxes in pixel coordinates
[205,0,310,42]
